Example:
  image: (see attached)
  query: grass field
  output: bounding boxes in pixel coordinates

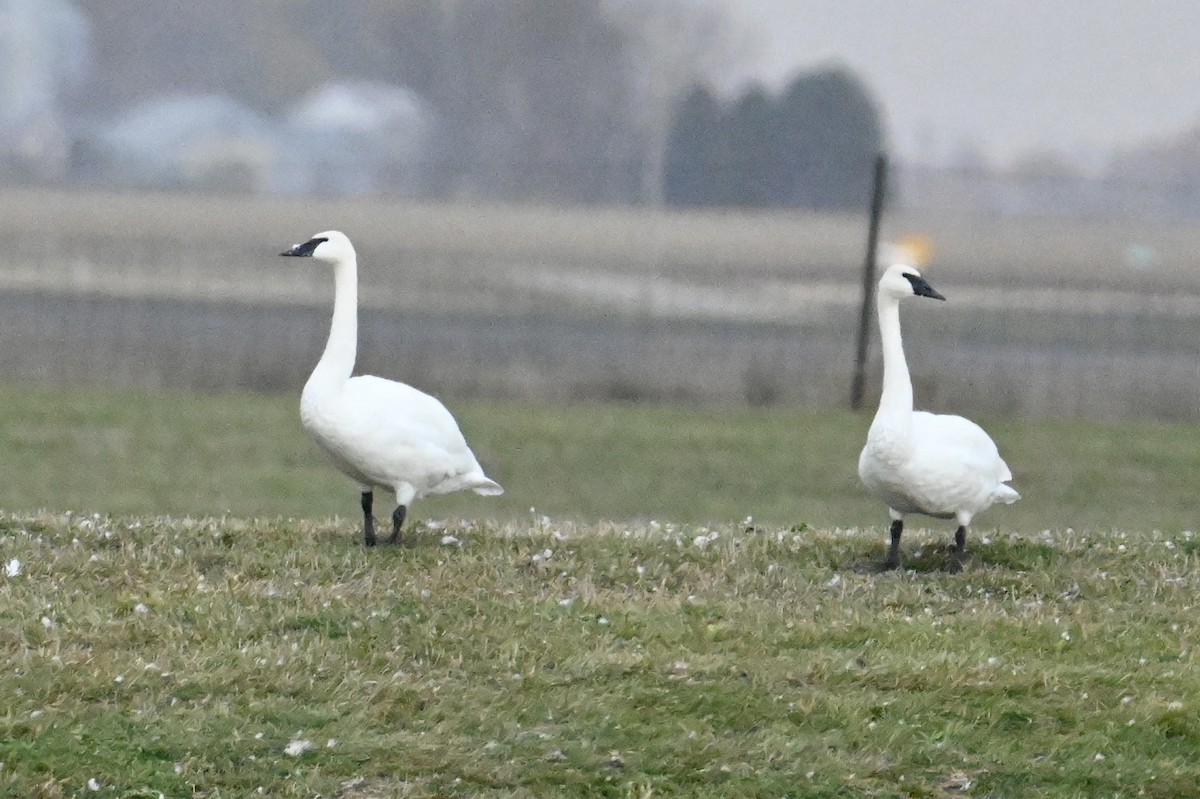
[1,383,1198,533]
[1,383,1199,796]
[1,514,1198,798]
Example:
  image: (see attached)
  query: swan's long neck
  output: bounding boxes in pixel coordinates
[874,294,913,425]
[304,255,358,400]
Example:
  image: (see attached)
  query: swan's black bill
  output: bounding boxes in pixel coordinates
[280,237,328,257]
[903,273,945,301]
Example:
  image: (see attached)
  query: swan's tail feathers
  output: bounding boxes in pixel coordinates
[471,478,504,496]
[994,484,1021,505]
[998,458,1014,484]
[428,471,504,497]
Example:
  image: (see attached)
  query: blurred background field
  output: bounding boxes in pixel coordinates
[2,186,1198,422]
[1,382,1196,534]
[1,183,1198,533]
[1,0,1199,530]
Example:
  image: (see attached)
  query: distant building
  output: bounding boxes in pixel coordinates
[70,81,435,197]
[72,93,276,192]
[276,81,434,197]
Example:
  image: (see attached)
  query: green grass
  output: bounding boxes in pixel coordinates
[1,383,1200,795]
[0,382,1197,534]
[1,514,1198,798]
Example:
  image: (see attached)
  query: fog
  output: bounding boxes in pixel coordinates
[724,0,1200,168]
[4,0,1199,204]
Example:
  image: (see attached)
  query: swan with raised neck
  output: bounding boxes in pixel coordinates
[281,230,503,546]
[858,261,1019,570]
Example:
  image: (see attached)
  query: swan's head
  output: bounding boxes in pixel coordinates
[878,263,945,302]
[280,230,355,263]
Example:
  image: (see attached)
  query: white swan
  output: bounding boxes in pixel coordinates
[858,262,1019,569]
[281,231,503,546]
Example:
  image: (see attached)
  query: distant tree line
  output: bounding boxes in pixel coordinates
[663,68,885,210]
[45,1,886,207]
[69,0,736,205]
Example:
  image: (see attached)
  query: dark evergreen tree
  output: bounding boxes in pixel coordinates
[775,67,884,209]
[662,65,884,209]
[663,85,722,206]
[723,86,776,207]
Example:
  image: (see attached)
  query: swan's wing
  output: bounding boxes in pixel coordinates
[892,412,1016,515]
[913,412,1013,481]
[312,376,495,493]
[343,376,471,446]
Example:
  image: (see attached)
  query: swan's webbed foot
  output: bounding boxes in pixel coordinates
[385,505,407,546]
[883,518,904,570]
[361,490,378,547]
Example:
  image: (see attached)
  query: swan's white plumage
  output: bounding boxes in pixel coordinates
[858,261,1018,564]
[860,410,1017,524]
[301,375,503,507]
[284,230,501,537]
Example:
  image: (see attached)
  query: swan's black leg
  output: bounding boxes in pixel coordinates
[361,491,377,547]
[950,525,968,572]
[884,519,903,570]
[386,505,407,545]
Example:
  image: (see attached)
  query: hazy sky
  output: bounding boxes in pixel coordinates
[721,0,1200,169]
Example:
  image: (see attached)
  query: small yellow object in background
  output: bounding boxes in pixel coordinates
[894,233,936,267]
